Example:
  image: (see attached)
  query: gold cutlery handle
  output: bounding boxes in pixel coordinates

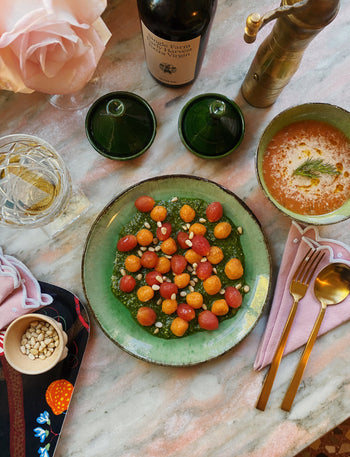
[281,306,326,412]
[256,298,299,411]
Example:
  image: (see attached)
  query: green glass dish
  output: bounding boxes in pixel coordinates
[178,93,245,159]
[82,175,271,366]
[85,91,157,160]
[256,103,350,225]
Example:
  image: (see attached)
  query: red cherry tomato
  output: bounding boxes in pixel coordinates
[117,234,137,252]
[156,222,172,241]
[135,196,155,212]
[136,306,157,326]
[145,270,162,286]
[225,286,243,308]
[119,275,136,293]
[171,255,187,274]
[159,282,178,299]
[206,202,223,222]
[177,303,196,321]
[191,235,210,256]
[177,231,190,249]
[140,251,158,269]
[196,261,213,280]
[198,310,219,330]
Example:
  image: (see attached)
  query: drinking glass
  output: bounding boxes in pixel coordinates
[48,74,102,111]
[0,134,89,235]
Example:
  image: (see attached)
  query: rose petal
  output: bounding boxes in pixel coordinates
[23,26,105,93]
[0,50,32,92]
[0,1,110,94]
[0,0,107,33]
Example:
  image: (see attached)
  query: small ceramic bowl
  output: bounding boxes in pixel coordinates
[256,103,350,225]
[4,314,68,375]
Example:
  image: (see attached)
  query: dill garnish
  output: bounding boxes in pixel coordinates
[293,158,340,179]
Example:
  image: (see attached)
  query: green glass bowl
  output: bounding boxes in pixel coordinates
[85,91,157,160]
[178,93,245,159]
[256,103,350,225]
[82,175,271,366]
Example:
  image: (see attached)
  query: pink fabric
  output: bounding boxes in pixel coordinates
[254,221,350,370]
[0,0,110,94]
[0,247,52,331]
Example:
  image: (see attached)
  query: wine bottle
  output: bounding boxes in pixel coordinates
[137,0,217,87]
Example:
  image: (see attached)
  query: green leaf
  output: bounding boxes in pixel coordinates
[293,158,340,179]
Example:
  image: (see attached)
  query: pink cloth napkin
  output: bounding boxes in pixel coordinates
[254,221,350,371]
[0,247,53,332]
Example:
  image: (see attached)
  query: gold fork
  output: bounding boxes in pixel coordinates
[256,247,325,411]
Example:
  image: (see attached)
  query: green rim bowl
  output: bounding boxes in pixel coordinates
[256,103,350,225]
[82,175,272,366]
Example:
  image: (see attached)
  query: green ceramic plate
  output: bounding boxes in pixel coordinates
[82,175,271,366]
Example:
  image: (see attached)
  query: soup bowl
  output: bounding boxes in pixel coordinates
[256,103,350,225]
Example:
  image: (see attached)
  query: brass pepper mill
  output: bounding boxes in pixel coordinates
[241,0,340,108]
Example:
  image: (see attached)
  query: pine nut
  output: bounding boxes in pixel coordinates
[20,320,59,361]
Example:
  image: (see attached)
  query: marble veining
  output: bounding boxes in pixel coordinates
[0,0,350,456]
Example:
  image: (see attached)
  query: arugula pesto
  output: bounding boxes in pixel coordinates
[111,197,247,339]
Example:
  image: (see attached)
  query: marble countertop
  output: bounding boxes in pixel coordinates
[1,0,350,456]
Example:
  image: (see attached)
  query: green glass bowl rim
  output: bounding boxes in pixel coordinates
[85,91,157,161]
[178,93,245,159]
[256,102,350,225]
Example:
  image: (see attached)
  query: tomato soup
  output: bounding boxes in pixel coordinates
[262,120,350,215]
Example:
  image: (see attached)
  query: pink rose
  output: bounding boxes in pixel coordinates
[0,0,111,94]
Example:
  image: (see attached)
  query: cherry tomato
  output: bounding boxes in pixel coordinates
[206,202,223,222]
[177,303,196,321]
[196,261,213,280]
[191,235,210,256]
[156,222,172,241]
[140,251,158,269]
[145,270,162,286]
[171,317,189,337]
[135,196,155,212]
[136,306,157,326]
[119,275,136,293]
[198,310,219,330]
[159,282,178,299]
[117,234,137,252]
[177,231,190,249]
[225,286,243,308]
[171,255,187,274]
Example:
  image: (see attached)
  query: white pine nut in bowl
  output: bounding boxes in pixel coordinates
[3,313,68,375]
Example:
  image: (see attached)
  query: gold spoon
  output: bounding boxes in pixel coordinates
[281,262,350,411]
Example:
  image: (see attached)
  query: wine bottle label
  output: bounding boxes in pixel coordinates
[141,21,200,85]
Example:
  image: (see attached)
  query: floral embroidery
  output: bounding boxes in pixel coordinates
[38,447,50,457]
[46,379,73,415]
[33,411,56,456]
[34,427,49,443]
[36,411,50,425]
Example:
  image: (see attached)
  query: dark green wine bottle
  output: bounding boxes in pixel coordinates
[137,0,217,87]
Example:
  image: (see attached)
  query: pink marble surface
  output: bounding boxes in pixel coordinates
[0,0,350,456]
